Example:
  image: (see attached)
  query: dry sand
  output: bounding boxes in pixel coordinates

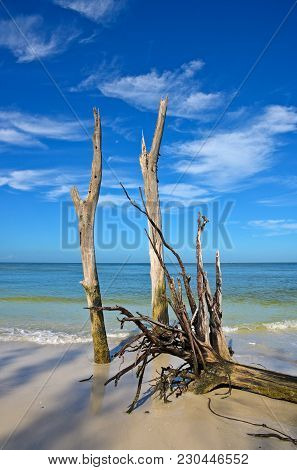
[0,341,296,450]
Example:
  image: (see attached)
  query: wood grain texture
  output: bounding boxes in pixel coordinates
[139,98,169,324]
[70,108,110,364]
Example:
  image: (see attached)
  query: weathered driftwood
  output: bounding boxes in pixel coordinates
[95,186,297,412]
[207,398,297,446]
[191,362,297,403]
[139,98,168,324]
[71,108,110,364]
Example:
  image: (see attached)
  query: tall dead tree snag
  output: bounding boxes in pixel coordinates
[71,108,110,364]
[139,98,169,324]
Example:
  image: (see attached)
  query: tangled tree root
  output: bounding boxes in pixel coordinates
[89,185,297,441]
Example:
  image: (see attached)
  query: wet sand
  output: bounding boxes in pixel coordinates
[0,341,296,450]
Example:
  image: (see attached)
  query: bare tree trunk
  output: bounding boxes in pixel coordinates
[71,108,110,364]
[209,251,232,360]
[139,98,169,324]
[190,362,297,403]
[194,213,231,360]
[195,213,210,344]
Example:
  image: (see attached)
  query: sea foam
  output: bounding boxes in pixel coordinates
[0,319,296,345]
[265,320,297,330]
[0,327,130,345]
[224,319,297,333]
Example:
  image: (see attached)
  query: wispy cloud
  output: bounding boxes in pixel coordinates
[102,116,135,141]
[0,15,78,63]
[258,192,297,207]
[248,219,297,236]
[0,169,63,191]
[54,0,124,24]
[0,110,88,148]
[160,183,210,201]
[257,176,297,207]
[0,169,88,201]
[0,168,139,202]
[0,128,42,148]
[78,31,97,44]
[168,105,297,192]
[71,59,224,119]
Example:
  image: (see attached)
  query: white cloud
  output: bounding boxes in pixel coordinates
[0,167,139,202]
[0,110,88,148]
[46,184,73,200]
[0,170,59,191]
[168,105,297,192]
[72,59,224,119]
[248,219,297,235]
[160,183,209,200]
[0,167,214,206]
[0,169,88,201]
[0,15,78,63]
[0,128,43,148]
[54,0,124,23]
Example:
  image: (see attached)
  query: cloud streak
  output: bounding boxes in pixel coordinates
[72,59,224,119]
[167,105,297,192]
[159,183,211,202]
[0,110,88,148]
[258,192,297,207]
[0,169,89,201]
[0,15,78,63]
[248,219,297,236]
[0,167,140,202]
[54,0,124,24]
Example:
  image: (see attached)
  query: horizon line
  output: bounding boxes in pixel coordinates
[0,261,296,265]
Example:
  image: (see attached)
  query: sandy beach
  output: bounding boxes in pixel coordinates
[1,340,296,450]
[1,0,297,460]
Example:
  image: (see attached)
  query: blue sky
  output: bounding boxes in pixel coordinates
[0,0,297,263]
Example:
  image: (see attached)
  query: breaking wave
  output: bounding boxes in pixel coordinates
[0,320,296,345]
[0,327,130,345]
[223,319,297,333]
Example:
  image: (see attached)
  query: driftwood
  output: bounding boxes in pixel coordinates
[139,98,169,324]
[93,186,297,412]
[71,108,110,364]
[208,399,297,446]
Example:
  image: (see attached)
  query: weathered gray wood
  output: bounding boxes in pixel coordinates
[208,251,232,359]
[139,98,169,324]
[195,213,231,359]
[195,213,210,343]
[70,108,110,364]
[190,362,297,404]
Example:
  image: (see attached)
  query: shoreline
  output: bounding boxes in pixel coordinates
[0,328,296,375]
[1,341,296,450]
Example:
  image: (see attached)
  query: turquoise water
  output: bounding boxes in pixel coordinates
[0,263,296,344]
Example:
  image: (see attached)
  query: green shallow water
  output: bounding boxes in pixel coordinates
[0,296,84,303]
[0,263,296,345]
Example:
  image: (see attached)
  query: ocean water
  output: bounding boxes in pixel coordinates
[0,263,296,364]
